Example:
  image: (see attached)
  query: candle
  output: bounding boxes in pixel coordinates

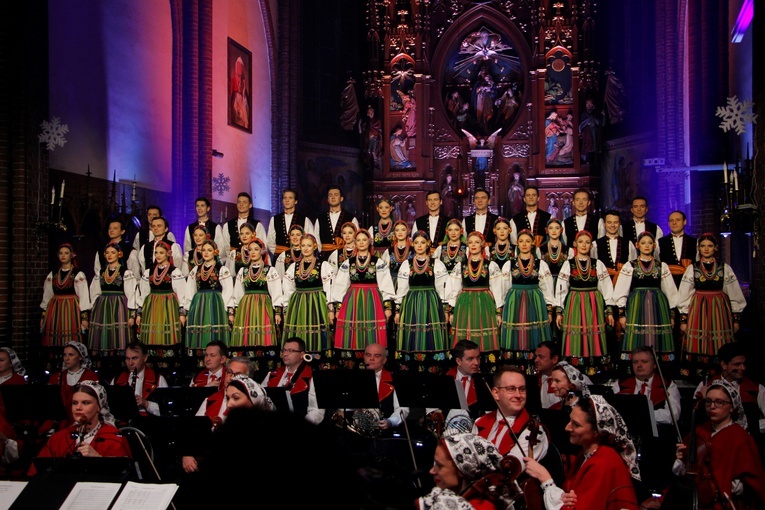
[51,186,55,205]
[219,211,223,224]
[132,180,136,202]
[723,162,728,184]
[60,180,65,199]
[734,171,739,191]
[225,207,228,220]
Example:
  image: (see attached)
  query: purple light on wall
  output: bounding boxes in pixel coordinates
[731,0,753,43]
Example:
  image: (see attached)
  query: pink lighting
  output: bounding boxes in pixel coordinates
[731,0,753,43]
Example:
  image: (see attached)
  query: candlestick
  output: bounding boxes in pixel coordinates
[734,171,739,191]
[132,181,136,202]
[723,162,728,184]
[51,186,55,205]
[60,179,65,199]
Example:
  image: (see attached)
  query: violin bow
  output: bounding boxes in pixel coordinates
[649,345,683,443]
[482,379,529,458]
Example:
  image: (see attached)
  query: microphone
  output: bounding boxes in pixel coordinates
[71,420,87,458]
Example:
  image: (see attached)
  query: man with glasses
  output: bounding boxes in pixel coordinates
[473,365,549,469]
[262,337,324,424]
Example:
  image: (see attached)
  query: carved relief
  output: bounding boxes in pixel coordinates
[434,146,461,160]
[502,144,530,158]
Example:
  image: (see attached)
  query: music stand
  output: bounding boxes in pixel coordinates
[147,386,218,417]
[312,370,379,410]
[104,385,141,424]
[604,393,658,438]
[391,372,462,410]
[523,373,542,415]
[0,385,67,422]
[265,386,294,413]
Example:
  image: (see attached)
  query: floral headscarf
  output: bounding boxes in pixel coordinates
[0,347,26,376]
[707,379,748,429]
[76,380,116,426]
[418,488,473,510]
[227,374,275,411]
[63,341,92,370]
[442,432,502,481]
[589,395,641,481]
[554,361,589,396]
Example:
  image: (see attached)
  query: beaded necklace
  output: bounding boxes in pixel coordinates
[241,246,252,265]
[494,242,510,258]
[298,258,317,281]
[356,253,371,271]
[102,264,120,285]
[701,260,717,280]
[393,243,411,263]
[547,242,563,263]
[377,220,392,237]
[288,248,303,265]
[412,256,430,275]
[575,257,592,281]
[445,242,461,259]
[638,257,655,275]
[247,262,264,283]
[192,248,204,267]
[54,267,74,290]
[518,255,534,278]
[199,262,216,282]
[467,258,483,282]
[151,264,171,285]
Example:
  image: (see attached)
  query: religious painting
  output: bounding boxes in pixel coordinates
[227,38,252,133]
[389,54,415,111]
[544,47,573,105]
[544,108,575,167]
[441,26,524,137]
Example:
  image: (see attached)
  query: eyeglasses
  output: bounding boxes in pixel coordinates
[281,348,303,354]
[703,399,731,409]
[496,386,527,394]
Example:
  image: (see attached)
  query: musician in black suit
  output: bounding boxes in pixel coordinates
[509,185,551,247]
[462,187,498,246]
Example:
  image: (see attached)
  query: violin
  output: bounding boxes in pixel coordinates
[460,455,524,506]
[517,416,545,510]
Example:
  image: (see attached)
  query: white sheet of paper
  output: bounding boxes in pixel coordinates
[0,481,27,510]
[110,482,179,510]
[59,482,122,510]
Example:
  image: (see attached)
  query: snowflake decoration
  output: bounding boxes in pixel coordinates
[212,172,231,196]
[38,117,69,151]
[716,96,757,135]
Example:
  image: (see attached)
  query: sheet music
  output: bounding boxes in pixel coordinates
[110,481,179,510]
[0,481,27,510]
[59,482,122,510]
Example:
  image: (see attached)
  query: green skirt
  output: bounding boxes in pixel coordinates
[452,287,499,351]
[396,286,448,353]
[621,287,674,353]
[500,284,552,352]
[282,289,330,353]
[140,291,182,346]
[186,289,230,349]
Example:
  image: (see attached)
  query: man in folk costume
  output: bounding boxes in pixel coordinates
[183,196,225,260]
[620,196,664,249]
[221,192,267,256]
[473,365,549,469]
[535,341,562,410]
[132,205,177,251]
[138,216,183,273]
[612,346,681,492]
[658,211,697,288]
[509,185,551,247]
[262,337,324,425]
[95,218,141,277]
[267,188,314,258]
[315,185,359,261]
[561,188,605,245]
[412,190,451,253]
[111,341,168,417]
[189,340,228,389]
[462,188,498,247]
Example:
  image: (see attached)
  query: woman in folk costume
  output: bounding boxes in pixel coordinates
[274,224,305,278]
[394,230,449,368]
[136,240,185,347]
[40,243,91,346]
[30,381,131,476]
[225,374,275,412]
[330,228,395,362]
[279,234,333,355]
[184,240,234,350]
[47,341,100,428]
[382,220,413,292]
[499,229,556,365]
[488,217,514,266]
[434,218,468,274]
[0,348,26,386]
[182,224,211,277]
[445,231,502,355]
[547,361,590,412]
[89,242,137,354]
[231,238,282,349]
[677,233,746,374]
[612,231,678,359]
[524,395,640,509]
[327,221,358,274]
[369,196,396,256]
[556,230,615,371]
[539,218,568,344]
[226,222,256,277]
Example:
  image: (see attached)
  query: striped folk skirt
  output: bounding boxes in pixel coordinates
[396,286,448,353]
[89,291,132,353]
[186,289,230,349]
[621,287,674,353]
[282,289,330,353]
[140,290,182,346]
[500,284,552,352]
[231,290,278,347]
[561,288,608,358]
[684,290,735,356]
[42,294,82,347]
[334,283,387,351]
[452,287,499,351]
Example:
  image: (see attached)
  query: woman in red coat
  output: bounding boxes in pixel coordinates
[0,347,26,386]
[524,395,640,509]
[47,341,99,427]
[30,381,131,475]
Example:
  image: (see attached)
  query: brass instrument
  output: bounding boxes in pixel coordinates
[332,408,383,438]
